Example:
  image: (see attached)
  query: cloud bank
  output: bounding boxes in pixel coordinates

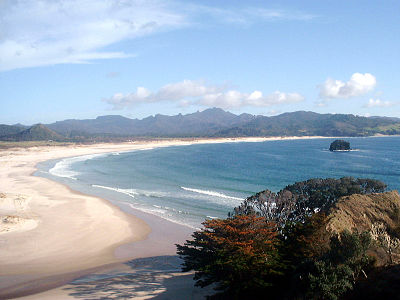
[0,0,185,71]
[103,80,304,109]
[319,73,376,99]
[0,0,317,71]
[364,98,395,108]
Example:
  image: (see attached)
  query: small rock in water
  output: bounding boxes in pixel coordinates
[329,140,351,151]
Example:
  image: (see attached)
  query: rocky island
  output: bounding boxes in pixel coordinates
[329,139,351,151]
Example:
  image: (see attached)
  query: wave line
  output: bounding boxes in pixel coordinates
[181,187,242,201]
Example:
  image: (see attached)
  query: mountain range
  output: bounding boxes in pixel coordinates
[1,108,400,141]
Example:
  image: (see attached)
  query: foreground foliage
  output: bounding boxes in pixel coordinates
[348,264,400,299]
[178,213,373,299]
[177,215,281,298]
[305,231,372,300]
[177,177,391,299]
[234,177,386,225]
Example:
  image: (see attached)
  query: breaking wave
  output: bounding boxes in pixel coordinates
[49,153,107,180]
[181,187,242,201]
[92,184,167,199]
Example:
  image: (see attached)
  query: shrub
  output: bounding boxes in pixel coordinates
[234,177,387,225]
[176,215,281,299]
[305,231,372,300]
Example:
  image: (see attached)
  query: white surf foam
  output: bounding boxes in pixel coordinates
[92,184,138,198]
[126,203,196,229]
[324,149,360,152]
[181,187,242,201]
[49,153,107,180]
[139,190,167,198]
[91,184,169,200]
[49,159,80,180]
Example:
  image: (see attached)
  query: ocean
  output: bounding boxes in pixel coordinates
[36,137,400,228]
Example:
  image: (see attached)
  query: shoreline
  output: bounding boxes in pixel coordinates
[0,136,337,298]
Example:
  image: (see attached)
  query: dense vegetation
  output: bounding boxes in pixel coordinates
[348,264,400,299]
[233,177,386,226]
[177,215,281,299]
[216,111,400,137]
[330,140,351,151]
[45,110,400,137]
[0,124,65,142]
[177,177,393,299]
[0,124,26,136]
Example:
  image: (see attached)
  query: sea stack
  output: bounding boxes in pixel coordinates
[329,139,351,151]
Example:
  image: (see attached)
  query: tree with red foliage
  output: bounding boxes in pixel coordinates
[176,215,281,299]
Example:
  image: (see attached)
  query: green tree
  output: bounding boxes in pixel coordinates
[306,231,372,300]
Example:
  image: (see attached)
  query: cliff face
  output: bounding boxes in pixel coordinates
[326,191,400,266]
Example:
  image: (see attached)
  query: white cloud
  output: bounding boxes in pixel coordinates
[266,110,281,116]
[103,80,304,109]
[199,90,245,108]
[245,8,316,21]
[105,87,152,109]
[191,6,317,25]
[104,80,223,109]
[0,0,185,71]
[199,90,303,109]
[245,90,304,106]
[364,98,395,108]
[319,73,376,99]
[315,101,327,107]
[157,80,222,100]
[0,1,317,71]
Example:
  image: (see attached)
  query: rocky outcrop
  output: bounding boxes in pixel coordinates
[329,139,351,151]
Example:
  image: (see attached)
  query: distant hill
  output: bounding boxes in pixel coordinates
[0,124,26,137]
[45,109,400,138]
[46,108,256,137]
[0,124,65,141]
[216,111,400,137]
[1,109,400,141]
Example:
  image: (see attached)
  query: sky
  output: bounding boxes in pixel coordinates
[0,0,399,125]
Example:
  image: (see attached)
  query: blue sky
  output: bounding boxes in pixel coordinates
[0,0,399,125]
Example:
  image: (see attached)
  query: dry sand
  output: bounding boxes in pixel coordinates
[0,136,330,298]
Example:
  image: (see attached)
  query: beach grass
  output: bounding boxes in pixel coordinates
[0,140,74,149]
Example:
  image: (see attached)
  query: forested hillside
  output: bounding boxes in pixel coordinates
[1,109,400,141]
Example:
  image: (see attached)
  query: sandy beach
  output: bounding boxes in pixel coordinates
[0,136,330,298]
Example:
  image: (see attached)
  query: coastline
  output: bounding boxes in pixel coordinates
[0,136,333,298]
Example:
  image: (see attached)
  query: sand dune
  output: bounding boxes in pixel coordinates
[0,193,38,235]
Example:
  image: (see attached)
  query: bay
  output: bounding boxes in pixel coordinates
[37,137,400,228]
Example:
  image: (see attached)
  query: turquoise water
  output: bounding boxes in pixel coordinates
[38,137,400,228]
